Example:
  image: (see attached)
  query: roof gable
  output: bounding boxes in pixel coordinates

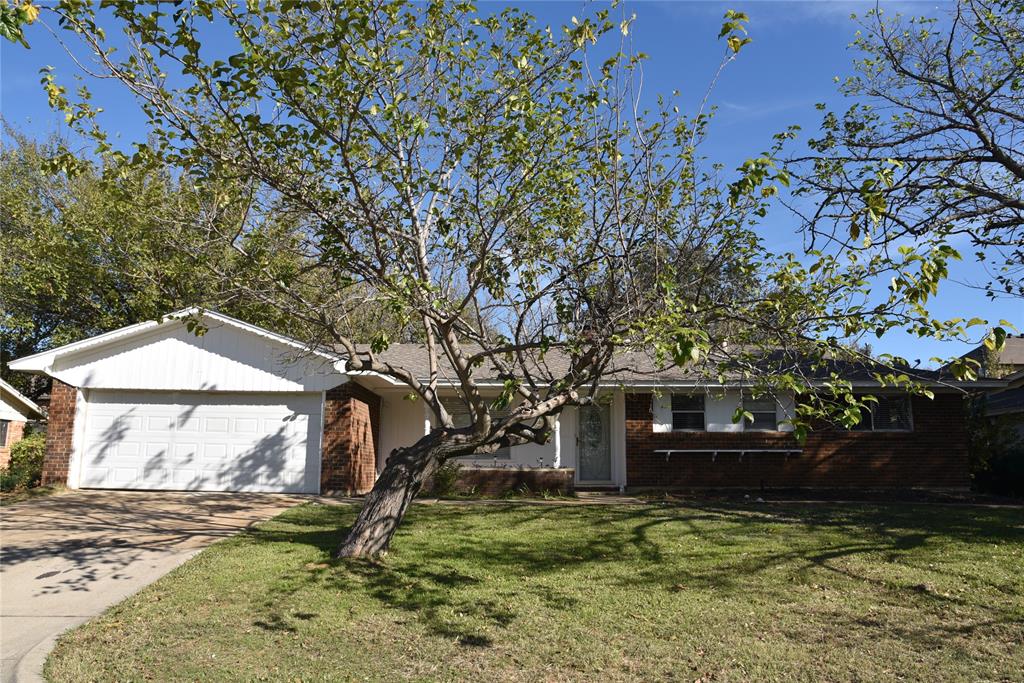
[9,309,346,393]
[0,378,42,420]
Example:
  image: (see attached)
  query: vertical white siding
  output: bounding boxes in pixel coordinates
[377,392,431,471]
[706,389,744,432]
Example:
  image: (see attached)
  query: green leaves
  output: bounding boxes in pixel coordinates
[0,1,38,47]
[719,9,751,54]
[984,326,1008,353]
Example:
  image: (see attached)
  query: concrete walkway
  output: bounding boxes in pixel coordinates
[0,490,303,683]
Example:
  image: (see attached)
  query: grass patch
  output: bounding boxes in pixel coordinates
[0,484,64,507]
[46,501,1024,681]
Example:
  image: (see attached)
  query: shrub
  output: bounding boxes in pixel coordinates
[0,469,19,492]
[1,433,46,491]
[427,460,462,497]
[976,445,1024,498]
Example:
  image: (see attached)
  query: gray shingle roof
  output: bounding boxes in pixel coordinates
[340,343,988,388]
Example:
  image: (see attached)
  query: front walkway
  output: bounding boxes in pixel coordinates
[0,490,303,683]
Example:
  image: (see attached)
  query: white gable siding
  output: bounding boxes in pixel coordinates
[49,321,344,393]
[0,397,30,421]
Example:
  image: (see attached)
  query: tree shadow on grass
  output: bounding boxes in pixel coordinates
[245,501,1024,651]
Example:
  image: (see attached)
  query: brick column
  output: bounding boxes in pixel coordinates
[43,379,77,486]
[321,382,380,495]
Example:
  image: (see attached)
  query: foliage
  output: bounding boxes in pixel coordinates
[0,0,37,47]
[45,502,1024,682]
[968,397,1024,496]
[1,432,45,491]
[790,0,1024,303]
[426,460,462,497]
[0,132,413,396]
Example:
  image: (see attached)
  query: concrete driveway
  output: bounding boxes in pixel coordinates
[1,490,304,683]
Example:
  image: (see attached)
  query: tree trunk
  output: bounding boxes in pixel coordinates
[335,436,443,558]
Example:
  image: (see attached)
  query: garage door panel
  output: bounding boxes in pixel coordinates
[77,391,321,493]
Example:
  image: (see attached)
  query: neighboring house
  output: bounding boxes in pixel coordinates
[952,334,1024,378]
[988,369,1024,440]
[0,378,43,469]
[8,309,1004,495]
[951,336,1024,443]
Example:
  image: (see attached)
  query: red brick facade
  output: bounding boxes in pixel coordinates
[321,382,381,494]
[625,392,969,489]
[42,379,77,486]
[0,420,26,469]
[438,466,575,496]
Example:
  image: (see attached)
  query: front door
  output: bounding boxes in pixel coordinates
[577,404,612,482]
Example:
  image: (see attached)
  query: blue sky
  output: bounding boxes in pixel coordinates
[2,0,1019,366]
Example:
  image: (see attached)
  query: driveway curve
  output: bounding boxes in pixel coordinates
[1,490,304,683]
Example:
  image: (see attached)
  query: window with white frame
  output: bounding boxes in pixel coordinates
[0,420,8,447]
[671,394,705,431]
[850,395,913,431]
[441,399,512,459]
[742,395,777,431]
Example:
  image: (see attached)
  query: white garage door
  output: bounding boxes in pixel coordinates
[77,391,322,493]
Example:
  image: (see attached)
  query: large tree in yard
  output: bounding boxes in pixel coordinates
[23,0,983,557]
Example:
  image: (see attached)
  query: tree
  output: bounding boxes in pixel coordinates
[0,130,426,396]
[32,0,979,557]
[0,131,299,394]
[790,0,1024,300]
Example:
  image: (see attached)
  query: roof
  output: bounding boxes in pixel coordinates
[953,335,1024,375]
[343,343,1005,390]
[8,308,343,374]
[0,378,42,418]
[10,310,1005,392]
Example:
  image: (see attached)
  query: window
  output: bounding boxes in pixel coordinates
[743,395,777,431]
[0,420,8,447]
[850,396,913,431]
[671,394,705,431]
[441,399,511,459]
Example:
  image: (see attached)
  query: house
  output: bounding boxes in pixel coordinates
[0,378,43,469]
[951,334,1024,378]
[952,336,1024,444]
[8,309,1002,495]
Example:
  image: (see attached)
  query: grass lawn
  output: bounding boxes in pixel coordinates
[46,500,1023,682]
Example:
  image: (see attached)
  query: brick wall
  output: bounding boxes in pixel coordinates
[0,420,26,469]
[42,380,77,486]
[625,392,969,489]
[321,382,381,495]
[426,466,574,497]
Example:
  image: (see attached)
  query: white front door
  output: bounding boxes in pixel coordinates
[77,391,322,493]
[577,404,612,482]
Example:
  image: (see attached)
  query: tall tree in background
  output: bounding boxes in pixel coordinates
[791,0,1023,300]
[24,0,978,556]
[0,131,304,394]
[1,131,423,395]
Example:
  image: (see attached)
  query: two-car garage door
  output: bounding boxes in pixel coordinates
[77,391,322,493]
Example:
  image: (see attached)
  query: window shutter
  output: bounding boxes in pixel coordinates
[652,393,673,433]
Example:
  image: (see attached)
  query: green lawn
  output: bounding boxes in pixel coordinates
[47,501,1023,682]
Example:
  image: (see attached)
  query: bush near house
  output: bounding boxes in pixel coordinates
[0,432,45,492]
[968,400,1024,497]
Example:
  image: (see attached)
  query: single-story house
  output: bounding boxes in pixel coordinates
[8,309,1003,494]
[0,378,43,469]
